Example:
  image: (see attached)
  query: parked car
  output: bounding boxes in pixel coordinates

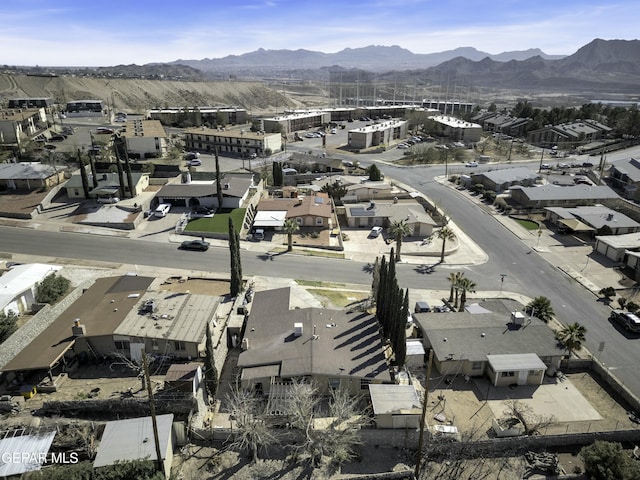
[541,163,551,169]
[557,163,570,169]
[610,310,640,333]
[44,144,57,150]
[368,226,383,238]
[49,134,66,142]
[397,143,410,149]
[188,159,202,167]
[180,239,210,251]
[250,153,257,158]
[330,128,337,134]
[582,162,594,168]
[154,203,171,217]
[191,206,214,217]
[184,152,200,160]
[465,161,478,167]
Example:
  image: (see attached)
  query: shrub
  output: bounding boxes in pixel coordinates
[36,273,70,304]
[0,310,18,344]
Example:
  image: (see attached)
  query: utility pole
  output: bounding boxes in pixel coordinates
[415,349,434,478]
[142,350,164,476]
[538,147,545,173]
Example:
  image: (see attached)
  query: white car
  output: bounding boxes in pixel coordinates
[189,159,202,167]
[154,203,172,218]
[397,143,409,149]
[368,226,383,238]
[465,161,478,167]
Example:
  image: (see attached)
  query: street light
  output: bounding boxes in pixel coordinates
[499,274,507,294]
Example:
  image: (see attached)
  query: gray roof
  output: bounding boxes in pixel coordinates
[512,185,618,202]
[0,162,60,180]
[93,414,173,468]
[346,202,437,225]
[414,312,563,363]
[238,288,390,382]
[610,158,640,183]
[369,384,421,415]
[546,206,639,230]
[472,167,539,185]
[65,172,145,189]
[595,232,640,249]
[487,353,547,372]
[157,175,252,199]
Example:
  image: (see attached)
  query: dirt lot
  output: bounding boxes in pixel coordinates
[158,277,230,296]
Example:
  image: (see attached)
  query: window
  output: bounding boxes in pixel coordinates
[360,379,371,390]
[174,341,186,351]
[500,371,515,377]
[114,340,129,350]
[328,378,340,390]
[471,361,483,370]
[529,370,540,376]
[315,217,324,225]
[296,217,303,225]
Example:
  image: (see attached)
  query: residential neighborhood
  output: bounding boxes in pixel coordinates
[3,44,640,479]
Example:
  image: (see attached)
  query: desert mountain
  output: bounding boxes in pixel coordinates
[172,44,564,73]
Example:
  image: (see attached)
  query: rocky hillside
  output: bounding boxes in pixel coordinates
[0,74,303,115]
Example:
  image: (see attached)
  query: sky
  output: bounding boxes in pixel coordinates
[2,0,639,67]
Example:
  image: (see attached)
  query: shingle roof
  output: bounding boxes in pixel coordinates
[0,162,60,180]
[238,288,390,382]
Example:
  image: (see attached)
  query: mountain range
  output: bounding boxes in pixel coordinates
[172,44,566,72]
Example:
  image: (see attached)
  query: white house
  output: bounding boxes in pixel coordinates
[0,263,62,315]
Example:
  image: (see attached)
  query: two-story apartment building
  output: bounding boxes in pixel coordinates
[0,108,48,147]
[121,119,168,158]
[348,120,408,149]
[184,127,282,158]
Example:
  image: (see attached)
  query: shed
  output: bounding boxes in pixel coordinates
[406,340,426,369]
[368,384,422,429]
[93,414,174,477]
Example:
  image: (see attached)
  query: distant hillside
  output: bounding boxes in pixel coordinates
[172,44,565,73]
[0,74,299,115]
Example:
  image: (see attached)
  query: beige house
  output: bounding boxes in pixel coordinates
[121,119,168,158]
[184,127,281,158]
[0,162,66,191]
[257,192,333,229]
[65,172,149,201]
[344,200,437,237]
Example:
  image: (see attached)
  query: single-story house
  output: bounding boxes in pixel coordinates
[413,309,564,386]
[343,181,395,202]
[0,263,62,315]
[65,172,149,201]
[594,232,640,263]
[237,287,391,397]
[344,201,437,237]
[285,153,344,175]
[368,384,422,429]
[470,167,540,193]
[509,185,618,209]
[256,192,333,229]
[545,206,640,235]
[93,414,174,478]
[155,173,254,209]
[0,162,66,191]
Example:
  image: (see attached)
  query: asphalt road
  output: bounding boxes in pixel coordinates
[7,127,640,398]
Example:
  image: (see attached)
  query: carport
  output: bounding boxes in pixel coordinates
[558,218,594,233]
[253,210,287,229]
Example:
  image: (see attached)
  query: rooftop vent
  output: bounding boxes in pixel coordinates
[294,323,303,337]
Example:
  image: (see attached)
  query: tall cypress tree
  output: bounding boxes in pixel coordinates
[394,289,409,367]
[215,148,223,208]
[203,323,218,398]
[376,255,387,331]
[229,217,242,296]
[77,149,90,198]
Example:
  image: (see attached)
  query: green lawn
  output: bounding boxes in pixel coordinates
[515,218,540,230]
[184,208,246,234]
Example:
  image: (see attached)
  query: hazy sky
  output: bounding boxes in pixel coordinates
[2,0,638,67]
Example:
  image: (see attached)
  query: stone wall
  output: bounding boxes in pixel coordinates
[0,279,94,371]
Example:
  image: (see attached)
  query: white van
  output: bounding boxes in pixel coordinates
[154,203,171,217]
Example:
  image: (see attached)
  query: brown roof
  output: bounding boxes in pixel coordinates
[258,193,331,219]
[238,288,390,382]
[164,363,201,383]
[2,276,154,373]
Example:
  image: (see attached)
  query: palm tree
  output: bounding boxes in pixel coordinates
[448,271,464,307]
[525,296,555,323]
[558,322,587,357]
[388,220,412,261]
[282,219,300,252]
[437,226,456,263]
[457,277,477,312]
